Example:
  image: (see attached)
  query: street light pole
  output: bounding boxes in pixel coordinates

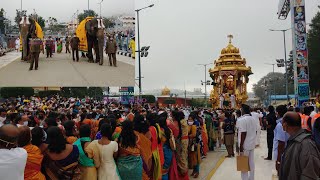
[265,63,276,105]
[21,0,22,11]
[198,63,212,107]
[135,4,154,96]
[88,0,89,11]
[137,10,141,95]
[270,28,291,103]
[98,0,103,18]
[283,30,289,103]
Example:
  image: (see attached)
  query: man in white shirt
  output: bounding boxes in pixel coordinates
[0,108,7,127]
[239,104,258,180]
[0,124,27,180]
[251,108,262,147]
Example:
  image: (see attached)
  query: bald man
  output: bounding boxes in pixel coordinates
[279,112,320,180]
[0,124,27,180]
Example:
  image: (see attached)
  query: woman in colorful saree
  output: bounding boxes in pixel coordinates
[85,123,121,180]
[57,38,62,53]
[188,113,201,178]
[73,124,97,180]
[43,126,80,180]
[168,110,189,180]
[64,120,78,144]
[134,114,152,180]
[117,120,143,180]
[158,116,175,180]
[17,126,46,180]
[146,113,162,180]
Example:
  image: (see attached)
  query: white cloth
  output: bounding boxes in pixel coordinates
[15,39,20,50]
[251,112,261,146]
[219,95,224,108]
[310,111,317,118]
[236,116,244,147]
[241,149,255,180]
[0,148,27,180]
[230,95,236,108]
[94,140,120,180]
[238,114,257,151]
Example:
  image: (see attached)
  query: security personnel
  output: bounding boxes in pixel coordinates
[301,106,312,133]
[29,33,41,70]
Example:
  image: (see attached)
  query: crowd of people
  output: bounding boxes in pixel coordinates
[0,95,319,180]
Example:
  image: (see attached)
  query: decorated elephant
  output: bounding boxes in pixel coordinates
[19,15,43,61]
[85,17,105,65]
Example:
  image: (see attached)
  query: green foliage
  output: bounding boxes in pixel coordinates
[0,87,34,98]
[37,16,45,28]
[15,9,26,27]
[78,10,98,22]
[0,8,4,34]
[60,87,102,99]
[308,7,320,94]
[163,98,176,105]
[141,95,156,103]
[103,17,115,28]
[190,98,210,108]
[38,90,60,98]
[252,72,294,102]
[87,87,103,100]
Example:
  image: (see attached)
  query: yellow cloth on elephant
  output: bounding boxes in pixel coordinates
[76,17,94,52]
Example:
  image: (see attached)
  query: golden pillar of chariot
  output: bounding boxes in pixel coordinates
[209,35,253,109]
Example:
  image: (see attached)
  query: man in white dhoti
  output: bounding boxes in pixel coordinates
[15,37,20,52]
[230,94,236,109]
[219,94,224,109]
[251,108,262,147]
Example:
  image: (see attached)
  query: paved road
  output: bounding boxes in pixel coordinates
[212,130,277,180]
[0,52,135,87]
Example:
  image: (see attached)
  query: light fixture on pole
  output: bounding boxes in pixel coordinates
[265,63,276,104]
[135,4,154,96]
[270,28,291,103]
[198,63,213,107]
[98,0,103,18]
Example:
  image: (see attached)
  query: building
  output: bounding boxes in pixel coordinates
[156,87,191,107]
[113,15,135,32]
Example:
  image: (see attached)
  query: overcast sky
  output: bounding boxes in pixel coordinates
[2,0,134,22]
[135,0,320,94]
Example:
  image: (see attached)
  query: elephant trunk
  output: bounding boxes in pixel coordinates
[22,36,28,60]
[97,29,105,65]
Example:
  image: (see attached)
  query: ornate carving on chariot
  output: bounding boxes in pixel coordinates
[208,35,253,109]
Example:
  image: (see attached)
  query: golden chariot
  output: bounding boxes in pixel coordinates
[209,35,253,109]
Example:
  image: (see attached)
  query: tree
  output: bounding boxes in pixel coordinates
[87,87,103,99]
[141,95,156,103]
[103,17,115,28]
[0,8,5,34]
[37,16,45,28]
[253,72,294,102]
[14,9,26,27]
[286,50,294,84]
[78,10,98,22]
[308,6,320,94]
[0,87,34,98]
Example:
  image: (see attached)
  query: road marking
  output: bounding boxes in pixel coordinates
[206,156,226,180]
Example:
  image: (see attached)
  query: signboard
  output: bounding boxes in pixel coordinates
[119,87,134,105]
[291,0,310,106]
[278,0,290,20]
